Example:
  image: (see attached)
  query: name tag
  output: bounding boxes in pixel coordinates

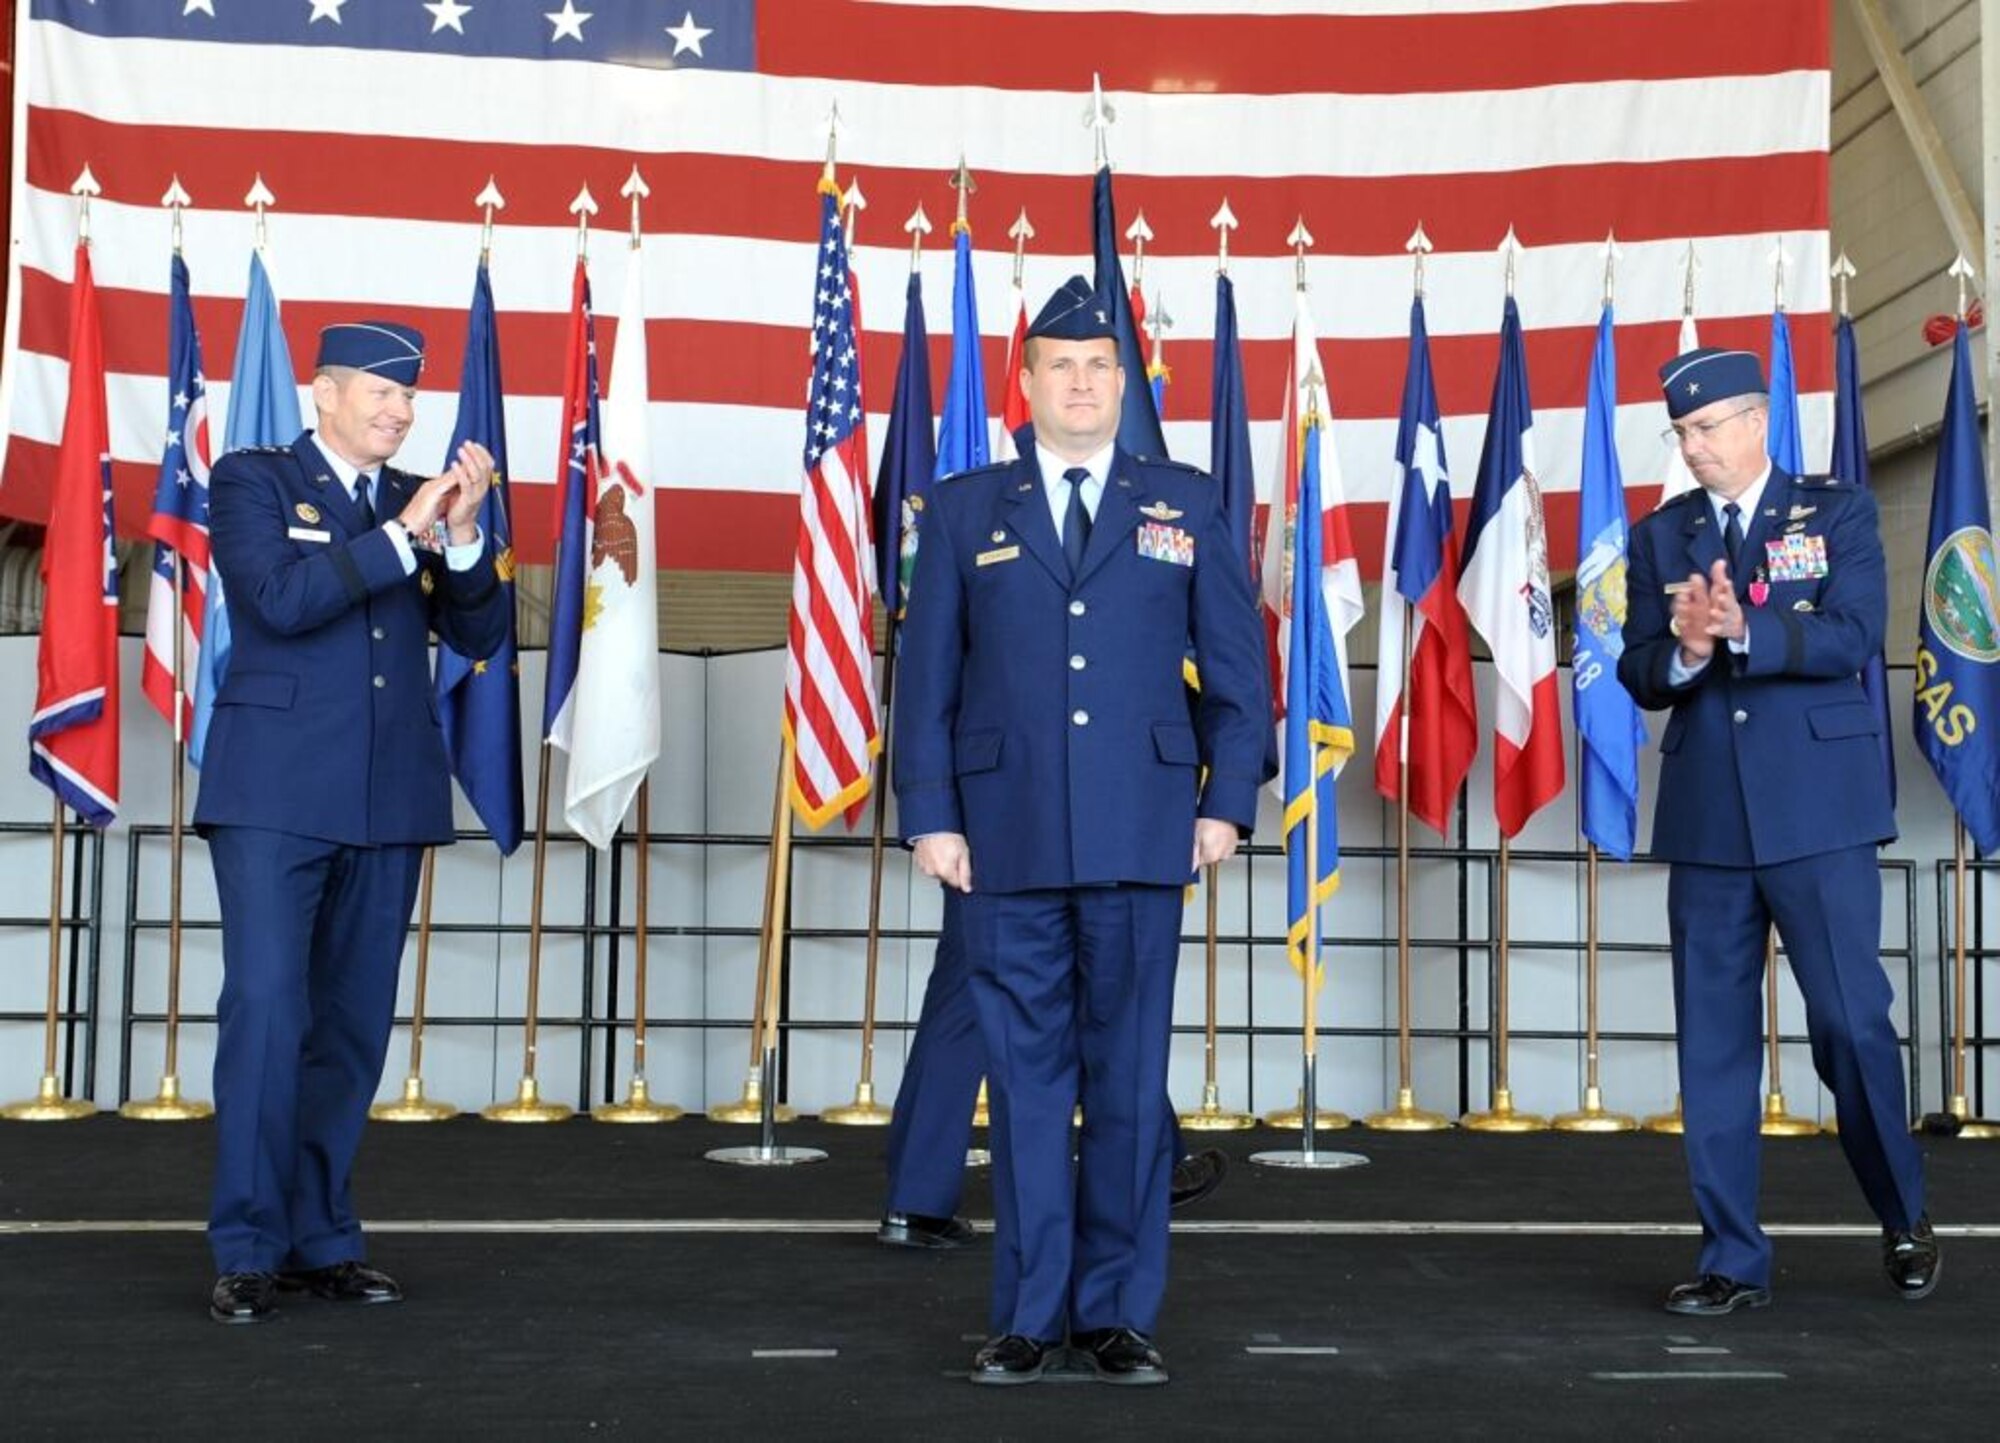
[287,526,331,543]
[976,545,1020,567]
[1764,533,1828,583]
[1137,521,1194,566]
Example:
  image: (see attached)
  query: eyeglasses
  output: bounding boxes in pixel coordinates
[1661,406,1757,447]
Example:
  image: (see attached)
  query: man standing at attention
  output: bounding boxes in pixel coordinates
[1620,346,1938,1316]
[894,277,1272,1384]
[197,321,511,1324]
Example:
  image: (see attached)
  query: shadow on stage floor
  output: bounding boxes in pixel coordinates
[3,1119,1997,1439]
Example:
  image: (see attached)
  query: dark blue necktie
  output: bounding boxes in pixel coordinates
[1062,467,1091,576]
[356,471,377,528]
[1722,500,1743,572]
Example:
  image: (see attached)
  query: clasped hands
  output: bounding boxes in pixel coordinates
[395,440,495,547]
[913,818,1242,894]
[1669,557,1747,664]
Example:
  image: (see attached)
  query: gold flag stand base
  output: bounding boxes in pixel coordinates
[1758,1091,1820,1137]
[371,1075,458,1123]
[1264,1087,1352,1131]
[1363,1087,1450,1132]
[1552,1086,1636,1133]
[1642,1098,1685,1135]
[594,1076,684,1124]
[1462,1087,1548,1133]
[1179,1082,1257,1131]
[709,1070,796,1125]
[1943,1096,2000,1139]
[821,1080,893,1126]
[482,1076,573,1123]
[2,1074,95,1122]
[120,1073,213,1122]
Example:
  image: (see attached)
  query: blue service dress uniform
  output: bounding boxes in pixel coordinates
[894,447,1272,1342]
[1619,469,1925,1286]
[195,432,509,1275]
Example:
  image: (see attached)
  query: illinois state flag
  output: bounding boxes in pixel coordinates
[1374,298,1476,836]
[30,243,119,826]
[1459,295,1564,837]
[564,255,661,849]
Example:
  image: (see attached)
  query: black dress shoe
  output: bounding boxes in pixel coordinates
[1883,1216,1942,1300]
[969,1334,1053,1385]
[1663,1274,1772,1316]
[878,1211,977,1249]
[278,1260,403,1304]
[1072,1326,1169,1386]
[209,1271,279,1325]
[1169,1148,1227,1211]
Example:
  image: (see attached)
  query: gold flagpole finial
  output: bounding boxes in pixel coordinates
[569,184,598,261]
[1007,206,1034,288]
[475,176,506,262]
[1289,216,1315,293]
[1405,221,1432,299]
[1210,199,1237,278]
[905,203,933,274]
[244,172,276,252]
[949,156,976,237]
[1599,228,1620,308]
[1830,250,1857,320]
[1125,209,1153,289]
[1083,72,1117,170]
[621,166,649,251]
[1498,224,1524,300]
[161,174,193,257]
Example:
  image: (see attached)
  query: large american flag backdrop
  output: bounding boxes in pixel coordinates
[1,0,1830,579]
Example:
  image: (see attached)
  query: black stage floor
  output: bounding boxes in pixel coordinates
[4,1118,1997,1440]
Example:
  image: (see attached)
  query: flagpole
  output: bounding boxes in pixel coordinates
[1180,861,1254,1131]
[824,630,899,1127]
[482,742,573,1121]
[1938,821,2000,1136]
[1463,835,1546,1131]
[1552,844,1636,1131]
[710,742,799,1125]
[596,782,682,1122]
[3,803,96,1120]
[1756,927,1819,1135]
[369,848,458,1121]
[708,732,824,1166]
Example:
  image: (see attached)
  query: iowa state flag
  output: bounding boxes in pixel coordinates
[30,243,119,826]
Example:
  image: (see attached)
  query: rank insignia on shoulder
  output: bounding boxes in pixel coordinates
[1139,501,1184,521]
[294,502,321,524]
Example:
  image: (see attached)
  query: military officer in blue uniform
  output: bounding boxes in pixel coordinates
[1620,347,1938,1316]
[196,321,511,1324]
[894,277,1272,1384]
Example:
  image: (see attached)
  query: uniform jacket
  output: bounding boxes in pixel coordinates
[1618,469,1895,867]
[193,433,511,846]
[894,448,1274,892]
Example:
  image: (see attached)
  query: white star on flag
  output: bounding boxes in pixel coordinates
[666,11,712,57]
[183,0,215,15]
[308,0,346,23]
[546,1,591,42]
[424,0,472,35]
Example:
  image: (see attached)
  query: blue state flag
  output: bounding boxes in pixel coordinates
[191,249,301,767]
[874,272,936,619]
[435,260,524,853]
[1832,311,1896,807]
[1089,166,1167,459]
[1283,417,1353,977]
[1766,307,1805,475]
[1209,272,1255,580]
[1572,304,1648,860]
[934,226,988,480]
[1915,321,2000,854]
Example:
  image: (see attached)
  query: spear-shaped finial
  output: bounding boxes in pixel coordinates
[1680,239,1700,317]
[842,176,866,247]
[1008,206,1034,288]
[1210,198,1237,277]
[161,174,193,255]
[1830,250,1857,319]
[244,172,276,251]
[819,99,847,189]
[905,202,933,274]
[1498,224,1523,299]
[570,184,598,259]
[1083,72,1117,169]
[1599,228,1621,308]
[1143,295,1173,370]
[1768,235,1790,312]
[949,156,976,236]
[1288,216,1315,292]
[71,165,101,246]
[621,166,649,249]
[476,176,505,261]
[1405,221,1432,298]
[1125,209,1153,288]
[1303,358,1327,429]
[1949,252,1977,321]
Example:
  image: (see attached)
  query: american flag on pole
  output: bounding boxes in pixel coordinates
[3,1,1834,584]
[140,251,211,738]
[783,180,880,830]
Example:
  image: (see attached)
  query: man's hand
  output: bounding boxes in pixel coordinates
[1670,570,1716,665]
[441,441,494,544]
[914,832,972,893]
[396,472,458,539]
[1701,557,1746,643]
[1192,818,1240,871]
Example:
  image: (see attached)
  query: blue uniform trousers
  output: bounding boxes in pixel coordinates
[960,883,1181,1342]
[1669,845,1926,1286]
[207,826,425,1273]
